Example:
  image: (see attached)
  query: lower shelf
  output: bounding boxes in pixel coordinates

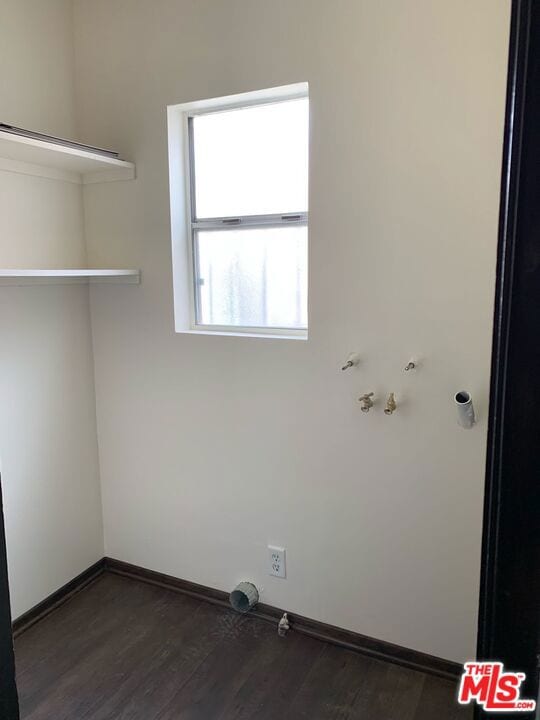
[0,269,140,285]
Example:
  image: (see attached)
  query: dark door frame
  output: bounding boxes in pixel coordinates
[0,2,535,719]
[0,477,19,719]
[477,0,539,699]
[477,0,529,657]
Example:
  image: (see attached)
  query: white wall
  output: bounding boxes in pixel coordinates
[73,0,510,662]
[0,0,103,618]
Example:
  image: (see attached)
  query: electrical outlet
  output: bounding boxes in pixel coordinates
[268,545,286,578]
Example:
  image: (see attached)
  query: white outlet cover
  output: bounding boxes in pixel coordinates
[268,545,286,579]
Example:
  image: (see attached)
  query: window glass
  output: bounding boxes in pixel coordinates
[195,226,308,329]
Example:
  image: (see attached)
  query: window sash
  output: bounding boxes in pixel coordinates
[187,111,308,223]
[191,222,308,329]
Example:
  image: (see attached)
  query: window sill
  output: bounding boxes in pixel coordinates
[177,326,308,341]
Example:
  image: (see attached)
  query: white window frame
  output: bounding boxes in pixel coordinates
[167,83,309,340]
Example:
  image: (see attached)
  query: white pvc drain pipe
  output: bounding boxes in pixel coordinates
[455,390,476,429]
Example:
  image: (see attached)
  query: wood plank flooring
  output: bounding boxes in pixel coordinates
[14,573,471,719]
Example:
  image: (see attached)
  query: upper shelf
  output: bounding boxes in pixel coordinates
[0,130,135,185]
[0,269,141,286]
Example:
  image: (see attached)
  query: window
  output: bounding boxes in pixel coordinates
[168,84,309,338]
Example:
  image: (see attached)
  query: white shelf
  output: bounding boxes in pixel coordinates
[0,269,141,286]
[0,130,135,185]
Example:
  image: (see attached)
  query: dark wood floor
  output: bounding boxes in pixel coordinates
[14,573,471,719]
